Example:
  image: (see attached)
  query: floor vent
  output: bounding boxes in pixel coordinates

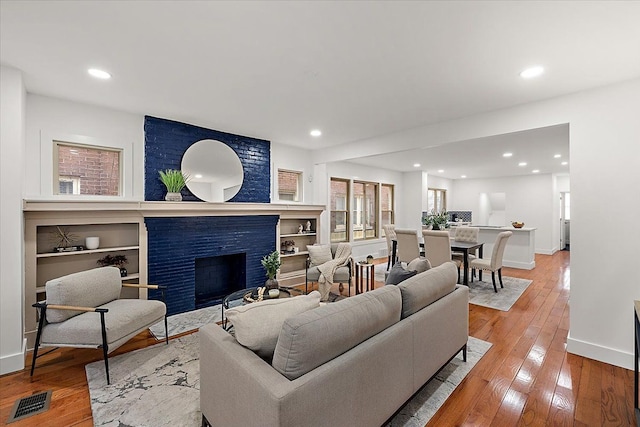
[7,390,52,423]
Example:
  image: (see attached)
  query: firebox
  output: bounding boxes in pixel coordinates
[195,253,246,309]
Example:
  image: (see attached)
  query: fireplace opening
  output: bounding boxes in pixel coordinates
[195,253,246,309]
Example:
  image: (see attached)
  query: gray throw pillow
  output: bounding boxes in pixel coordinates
[385,262,418,285]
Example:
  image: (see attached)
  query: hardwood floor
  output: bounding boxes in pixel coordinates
[1,251,636,426]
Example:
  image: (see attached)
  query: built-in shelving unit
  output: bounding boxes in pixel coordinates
[277,216,320,287]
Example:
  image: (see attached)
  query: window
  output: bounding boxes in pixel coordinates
[54,142,122,196]
[352,181,378,240]
[330,178,349,242]
[428,188,446,213]
[380,184,394,236]
[278,169,302,202]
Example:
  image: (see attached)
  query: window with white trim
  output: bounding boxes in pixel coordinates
[54,142,122,196]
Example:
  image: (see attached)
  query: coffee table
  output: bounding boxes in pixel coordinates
[222,286,303,330]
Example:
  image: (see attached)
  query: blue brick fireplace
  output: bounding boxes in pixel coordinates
[146,215,278,316]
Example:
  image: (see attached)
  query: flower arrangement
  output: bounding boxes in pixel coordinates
[282,240,296,249]
[158,169,190,193]
[422,210,449,230]
[97,254,128,268]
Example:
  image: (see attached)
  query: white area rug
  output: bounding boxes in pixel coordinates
[375,263,532,312]
[148,304,223,340]
[86,332,491,427]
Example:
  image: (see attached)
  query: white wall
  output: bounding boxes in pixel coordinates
[451,174,556,254]
[270,142,316,204]
[0,66,26,374]
[25,94,145,200]
[314,78,640,370]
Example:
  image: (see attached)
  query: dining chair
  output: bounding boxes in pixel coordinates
[469,231,512,292]
[394,229,421,264]
[422,230,461,282]
[382,224,396,270]
[452,226,479,276]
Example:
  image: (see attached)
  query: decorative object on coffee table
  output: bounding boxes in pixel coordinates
[158,169,190,202]
[97,254,129,277]
[261,250,281,290]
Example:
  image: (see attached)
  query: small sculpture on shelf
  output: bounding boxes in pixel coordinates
[97,254,129,277]
[306,220,312,232]
[49,226,83,252]
[298,224,304,234]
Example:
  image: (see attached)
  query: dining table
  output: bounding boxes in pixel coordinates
[391,238,484,286]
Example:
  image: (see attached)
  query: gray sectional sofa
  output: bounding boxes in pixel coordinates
[200,261,468,427]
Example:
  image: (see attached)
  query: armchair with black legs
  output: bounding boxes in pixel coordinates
[30,267,168,385]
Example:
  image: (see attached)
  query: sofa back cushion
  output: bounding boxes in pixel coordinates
[45,267,122,323]
[225,291,321,359]
[397,261,457,319]
[272,286,401,380]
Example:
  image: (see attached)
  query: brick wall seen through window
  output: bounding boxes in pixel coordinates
[55,142,121,196]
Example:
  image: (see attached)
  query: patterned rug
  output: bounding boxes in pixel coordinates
[148,304,222,340]
[375,263,532,312]
[86,332,491,427]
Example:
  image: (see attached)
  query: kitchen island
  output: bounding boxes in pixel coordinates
[449,224,536,269]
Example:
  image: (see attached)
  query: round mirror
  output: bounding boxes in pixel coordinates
[181,139,244,202]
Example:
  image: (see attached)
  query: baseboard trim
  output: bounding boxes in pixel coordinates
[502,259,535,270]
[567,333,634,370]
[0,338,26,375]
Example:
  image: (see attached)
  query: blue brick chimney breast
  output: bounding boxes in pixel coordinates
[146,215,278,316]
[144,116,271,203]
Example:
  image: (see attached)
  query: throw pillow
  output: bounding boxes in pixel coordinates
[407,257,432,274]
[225,290,321,359]
[307,245,333,266]
[385,262,418,285]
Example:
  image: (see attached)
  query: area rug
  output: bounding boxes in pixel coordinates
[86,332,491,427]
[467,275,533,311]
[148,304,222,340]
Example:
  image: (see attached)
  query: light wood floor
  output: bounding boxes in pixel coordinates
[1,251,637,426]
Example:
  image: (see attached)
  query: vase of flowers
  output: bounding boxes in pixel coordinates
[261,250,281,290]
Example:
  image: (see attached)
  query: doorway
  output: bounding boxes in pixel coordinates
[560,192,570,250]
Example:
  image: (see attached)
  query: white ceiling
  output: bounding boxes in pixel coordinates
[1,1,639,178]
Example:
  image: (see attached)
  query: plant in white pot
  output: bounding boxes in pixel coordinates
[261,250,281,290]
[158,169,190,201]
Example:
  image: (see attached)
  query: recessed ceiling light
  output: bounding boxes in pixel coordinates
[194,174,203,179]
[518,162,527,167]
[561,161,568,166]
[438,169,444,173]
[461,175,467,178]
[310,129,322,137]
[532,169,540,173]
[520,66,544,79]
[503,152,513,158]
[88,68,111,79]
[554,154,561,158]
[413,163,421,168]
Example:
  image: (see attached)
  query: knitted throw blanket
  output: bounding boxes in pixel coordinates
[317,243,351,300]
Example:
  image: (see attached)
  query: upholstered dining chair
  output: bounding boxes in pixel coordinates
[395,229,421,264]
[451,226,479,275]
[422,230,462,282]
[31,267,168,384]
[470,231,512,292]
[382,224,396,270]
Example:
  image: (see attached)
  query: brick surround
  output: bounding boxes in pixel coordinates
[146,215,278,316]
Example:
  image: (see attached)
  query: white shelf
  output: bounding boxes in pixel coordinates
[281,232,316,238]
[35,272,140,294]
[279,270,306,280]
[281,251,309,258]
[36,245,139,258]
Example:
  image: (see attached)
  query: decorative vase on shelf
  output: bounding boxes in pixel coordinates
[265,278,279,290]
[165,192,182,202]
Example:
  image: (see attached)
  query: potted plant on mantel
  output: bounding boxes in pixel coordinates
[422,210,450,230]
[97,254,129,277]
[261,250,281,290]
[158,169,190,202]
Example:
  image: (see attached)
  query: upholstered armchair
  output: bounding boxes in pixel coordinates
[31,267,168,384]
[305,243,353,295]
[470,231,512,292]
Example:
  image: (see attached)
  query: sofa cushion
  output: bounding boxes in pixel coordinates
[397,261,458,319]
[307,245,333,266]
[272,286,402,380]
[45,267,122,323]
[407,257,432,274]
[385,262,417,285]
[225,291,321,359]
